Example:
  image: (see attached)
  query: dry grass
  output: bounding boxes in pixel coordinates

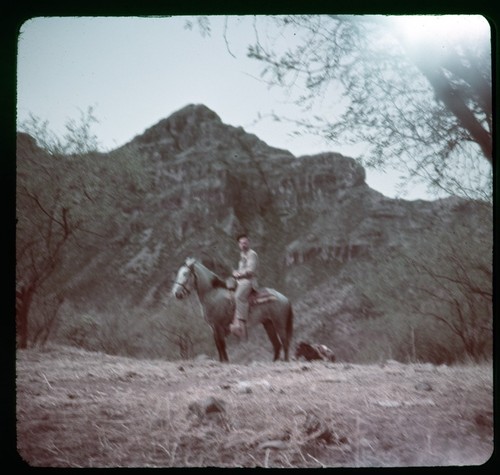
[16,345,493,468]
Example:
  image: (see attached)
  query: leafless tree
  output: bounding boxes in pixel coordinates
[19,106,101,155]
[207,15,492,199]
[16,110,104,348]
[30,293,65,347]
[403,217,492,361]
[16,183,77,348]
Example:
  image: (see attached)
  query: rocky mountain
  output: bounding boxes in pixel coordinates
[16,104,492,363]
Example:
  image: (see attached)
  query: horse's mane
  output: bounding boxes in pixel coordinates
[189,258,228,290]
[204,265,228,289]
[211,275,228,289]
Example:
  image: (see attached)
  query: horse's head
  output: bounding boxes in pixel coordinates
[172,258,197,299]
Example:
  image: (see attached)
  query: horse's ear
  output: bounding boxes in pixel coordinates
[185,257,196,268]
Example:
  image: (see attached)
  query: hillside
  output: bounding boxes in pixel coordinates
[16,104,492,364]
[16,346,493,468]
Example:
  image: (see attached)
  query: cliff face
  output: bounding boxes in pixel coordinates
[111,105,473,294]
[17,104,491,361]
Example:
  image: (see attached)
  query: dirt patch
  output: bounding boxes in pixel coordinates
[16,346,493,468]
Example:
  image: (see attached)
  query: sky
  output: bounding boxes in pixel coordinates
[16,15,490,200]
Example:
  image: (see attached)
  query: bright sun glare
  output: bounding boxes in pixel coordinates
[391,15,490,44]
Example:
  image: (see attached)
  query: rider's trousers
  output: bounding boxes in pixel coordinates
[234,278,253,321]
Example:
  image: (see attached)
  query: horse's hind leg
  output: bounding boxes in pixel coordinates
[274,313,292,362]
[279,327,290,362]
[262,320,281,362]
[213,327,229,363]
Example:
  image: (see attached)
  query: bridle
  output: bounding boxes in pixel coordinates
[174,262,198,296]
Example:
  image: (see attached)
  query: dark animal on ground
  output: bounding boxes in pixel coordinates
[295,341,336,362]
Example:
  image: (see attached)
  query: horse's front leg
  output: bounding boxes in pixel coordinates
[213,326,229,363]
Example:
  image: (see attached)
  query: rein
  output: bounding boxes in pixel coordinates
[174,263,198,296]
[174,280,191,295]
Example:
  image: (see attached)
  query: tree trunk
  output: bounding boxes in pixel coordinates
[16,287,34,349]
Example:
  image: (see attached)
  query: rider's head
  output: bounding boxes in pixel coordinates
[236,233,250,252]
[236,232,248,242]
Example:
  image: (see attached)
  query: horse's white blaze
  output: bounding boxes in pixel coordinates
[172,264,192,299]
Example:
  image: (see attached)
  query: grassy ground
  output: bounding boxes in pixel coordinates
[16,345,493,468]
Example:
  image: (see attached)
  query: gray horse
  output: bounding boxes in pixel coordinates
[172,258,293,362]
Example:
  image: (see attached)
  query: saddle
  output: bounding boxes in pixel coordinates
[227,286,277,339]
[248,287,277,306]
[225,278,277,306]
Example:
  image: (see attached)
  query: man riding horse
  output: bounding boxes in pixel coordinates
[230,233,258,339]
[172,256,293,362]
